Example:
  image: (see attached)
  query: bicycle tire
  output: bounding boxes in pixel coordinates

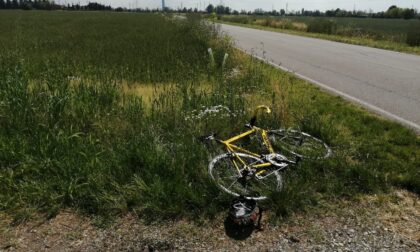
[208,152,283,200]
[268,129,332,160]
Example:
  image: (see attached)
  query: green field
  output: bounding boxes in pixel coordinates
[0,10,419,224]
[219,15,420,53]
[297,16,418,40]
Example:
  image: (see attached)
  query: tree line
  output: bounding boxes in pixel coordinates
[0,0,203,12]
[206,4,420,20]
[0,0,59,10]
[1,1,418,19]
[0,0,112,11]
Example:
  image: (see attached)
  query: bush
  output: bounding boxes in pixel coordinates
[406,24,420,46]
[307,19,337,35]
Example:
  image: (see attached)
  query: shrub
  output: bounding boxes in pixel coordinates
[307,19,337,34]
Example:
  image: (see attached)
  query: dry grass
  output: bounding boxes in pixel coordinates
[1,189,418,251]
[292,22,307,31]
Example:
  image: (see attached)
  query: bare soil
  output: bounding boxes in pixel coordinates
[1,190,418,251]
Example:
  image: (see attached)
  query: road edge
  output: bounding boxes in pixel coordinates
[238,48,420,134]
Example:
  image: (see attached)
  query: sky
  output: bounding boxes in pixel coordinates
[59,1,420,12]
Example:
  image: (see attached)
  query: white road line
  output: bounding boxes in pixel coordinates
[241,50,420,133]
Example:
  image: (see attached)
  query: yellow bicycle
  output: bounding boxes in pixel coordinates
[201,105,331,200]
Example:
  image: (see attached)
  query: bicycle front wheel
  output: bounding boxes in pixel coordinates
[268,129,332,160]
[208,152,283,200]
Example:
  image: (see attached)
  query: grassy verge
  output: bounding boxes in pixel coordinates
[0,11,418,225]
[217,20,420,55]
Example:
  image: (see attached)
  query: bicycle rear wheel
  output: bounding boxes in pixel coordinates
[268,129,332,160]
[208,152,283,200]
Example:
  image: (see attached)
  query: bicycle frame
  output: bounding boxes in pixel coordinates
[219,125,275,176]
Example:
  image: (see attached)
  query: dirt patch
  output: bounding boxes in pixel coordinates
[1,189,418,251]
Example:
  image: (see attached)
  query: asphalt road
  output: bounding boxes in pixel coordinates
[219,24,420,132]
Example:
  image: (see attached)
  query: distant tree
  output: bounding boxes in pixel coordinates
[387,5,397,11]
[372,11,385,18]
[402,8,415,19]
[205,4,214,14]
[5,0,11,8]
[254,8,264,15]
[382,5,416,19]
[280,9,285,16]
[177,3,416,19]
[214,5,225,14]
[0,0,5,9]
[325,9,334,16]
[387,6,400,18]
[85,2,111,11]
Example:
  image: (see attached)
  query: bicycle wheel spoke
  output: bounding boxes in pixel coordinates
[220,175,238,180]
[258,179,269,187]
[209,152,282,200]
[268,129,331,159]
[227,180,238,190]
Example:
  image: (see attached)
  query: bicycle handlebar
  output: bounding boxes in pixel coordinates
[249,105,271,126]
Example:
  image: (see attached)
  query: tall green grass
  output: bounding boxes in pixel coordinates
[0,11,221,82]
[0,11,269,223]
[0,11,418,224]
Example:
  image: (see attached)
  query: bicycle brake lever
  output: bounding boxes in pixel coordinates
[244,123,253,129]
[198,133,217,143]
